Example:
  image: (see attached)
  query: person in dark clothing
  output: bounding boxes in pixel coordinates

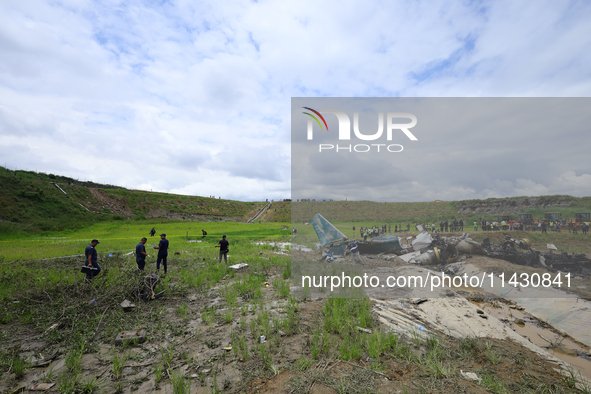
[201,229,207,239]
[154,234,169,273]
[216,235,229,263]
[345,241,365,265]
[150,227,156,237]
[136,237,149,271]
[84,239,101,280]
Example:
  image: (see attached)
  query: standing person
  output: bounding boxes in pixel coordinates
[136,237,149,271]
[345,241,364,265]
[84,239,101,281]
[216,235,230,263]
[154,234,169,274]
[150,227,156,237]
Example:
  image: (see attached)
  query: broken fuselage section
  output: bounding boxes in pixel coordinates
[311,213,403,258]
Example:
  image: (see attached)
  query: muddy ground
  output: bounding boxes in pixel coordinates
[2,242,591,393]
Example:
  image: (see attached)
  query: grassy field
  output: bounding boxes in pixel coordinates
[1,223,588,393]
[0,221,290,262]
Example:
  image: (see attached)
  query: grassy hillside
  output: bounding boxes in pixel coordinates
[291,200,458,223]
[0,167,267,234]
[292,196,591,224]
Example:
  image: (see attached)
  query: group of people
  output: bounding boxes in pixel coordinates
[418,220,464,233]
[83,229,230,281]
[357,225,388,241]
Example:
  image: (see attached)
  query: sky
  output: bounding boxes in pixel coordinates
[291,98,591,201]
[1,0,591,201]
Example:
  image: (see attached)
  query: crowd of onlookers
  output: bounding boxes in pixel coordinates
[349,218,589,241]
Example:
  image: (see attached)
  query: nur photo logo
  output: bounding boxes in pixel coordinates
[302,107,418,153]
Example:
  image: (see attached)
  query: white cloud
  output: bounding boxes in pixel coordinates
[1,1,590,201]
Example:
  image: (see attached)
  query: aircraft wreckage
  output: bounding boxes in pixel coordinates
[311,213,591,275]
[311,213,405,258]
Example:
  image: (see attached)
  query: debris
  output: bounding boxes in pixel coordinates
[547,243,558,251]
[399,252,421,263]
[409,250,439,265]
[412,232,433,251]
[460,370,480,382]
[312,213,402,256]
[476,309,484,314]
[120,299,136,311]
[228,263,248,271]
[47,323,59,331]
[411,298,428,305]
[263,282,270,287]
[514,318,525,325]
[260,335,266,343]
[224,346,232,351]
[479,314,488,319]
[30,383,56,391]
[456,239,485,255]
[174,251,181,255]
[89,299,98,307]
[357,326,372,334]
[115,329,147,345]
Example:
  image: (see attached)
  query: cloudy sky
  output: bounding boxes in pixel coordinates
[1,1,590,201]
[292,98,591,201]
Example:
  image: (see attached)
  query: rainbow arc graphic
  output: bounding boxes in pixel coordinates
[302,107,328,131]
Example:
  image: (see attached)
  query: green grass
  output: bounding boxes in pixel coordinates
[0,166,281,237]
[0,220,290,262]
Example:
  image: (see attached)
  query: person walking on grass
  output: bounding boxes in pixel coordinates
[216,235,230,263]
[154,234,169,274]
[84,239,101,281]
[136,237,149,271]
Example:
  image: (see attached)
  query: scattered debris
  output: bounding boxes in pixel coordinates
[460,370,480,382]
[228,263,248,271]
[120,299,136,311]
[29,383,55,391]
[412,232,433,251]
[357,326,372,334]
[411,298,428,305]
[115,329,147,345]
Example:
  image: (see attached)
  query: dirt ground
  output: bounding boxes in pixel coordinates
[2,246,591,393]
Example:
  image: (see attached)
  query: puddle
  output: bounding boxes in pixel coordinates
[472,300,591,380]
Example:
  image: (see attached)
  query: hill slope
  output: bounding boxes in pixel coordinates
[291,196,591,223]
[0,167,267,233]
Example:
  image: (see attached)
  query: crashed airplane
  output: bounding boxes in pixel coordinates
[311,213,403,257]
